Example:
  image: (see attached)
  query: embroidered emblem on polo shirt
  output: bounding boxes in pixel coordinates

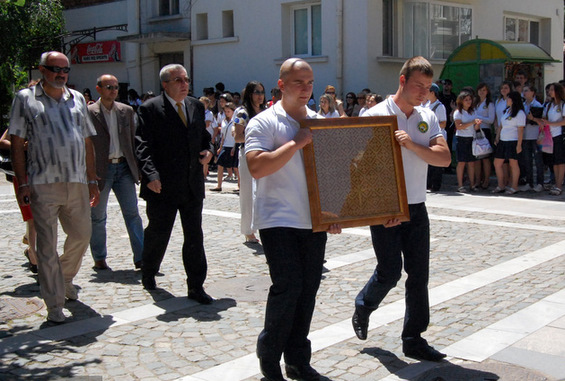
[417,121,429,133]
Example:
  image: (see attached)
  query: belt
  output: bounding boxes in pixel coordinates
[108,157,125,164]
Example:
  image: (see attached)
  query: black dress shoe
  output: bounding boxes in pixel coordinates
[187,289,213,304]
[285,364,320,381]
[259,358,286,381]
[142,275,156,290]
[134,261,142,270]
[94,259,110,270]
[403,343,446,362]
[352,307,370,340]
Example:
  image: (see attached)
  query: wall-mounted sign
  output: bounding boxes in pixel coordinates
[70,40,121,64]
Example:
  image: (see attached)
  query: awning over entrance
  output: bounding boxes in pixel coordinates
[440,39,560,95]
[118,32,190,44]
[445,39,559,64]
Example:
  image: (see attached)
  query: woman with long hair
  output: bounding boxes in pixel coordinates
[233,81,267,243]
[492,91,525,194]
[453,91,481,192]
[537,83,565,195]
[318,93,340,118]
[324,85,345,116]
[474,83,495,189]
[344,91,358,117]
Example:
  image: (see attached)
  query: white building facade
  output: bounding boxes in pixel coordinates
[62,0,563,101]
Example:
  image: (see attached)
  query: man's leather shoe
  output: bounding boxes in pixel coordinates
[285,364,320,381]
[403,343,446,362]
[187,289,213,304]
[259,358,286,381]
[142,275,156,290]
[352,307,370,340]
[93,259,110,270]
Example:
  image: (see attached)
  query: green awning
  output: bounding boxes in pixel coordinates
[446,39,560,64]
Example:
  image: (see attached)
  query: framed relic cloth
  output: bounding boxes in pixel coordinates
[301,116,410,232]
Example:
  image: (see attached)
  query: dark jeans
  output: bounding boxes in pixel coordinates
[142,194,207,291]
[257,227,327,366]
[519,139,544,186]
[355,203,430,345]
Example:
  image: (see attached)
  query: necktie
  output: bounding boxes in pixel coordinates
[176,102,187,126]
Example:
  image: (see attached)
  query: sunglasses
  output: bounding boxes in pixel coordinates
[103,85,119,91]
[325,91,335,95]
[43,65,71,74]
[253,90,265,95]
[167,77,190,84]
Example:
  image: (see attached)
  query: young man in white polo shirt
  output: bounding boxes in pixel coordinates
[352,56,451,362]
[246,58,341,381]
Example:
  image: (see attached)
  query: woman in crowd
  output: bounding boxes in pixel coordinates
[211,102,238,192]
[233,81,267,244]
[537,83,565,195]
[199,96,215,178]
[494,81,514,186]
[474,83,496,189]
[453,91,481,192]
[492,91,525,194]
[318,93,340,118]
[324,85,345,116]
[344,92,358,117]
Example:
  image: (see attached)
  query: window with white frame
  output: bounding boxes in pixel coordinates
[403,2,472,59]
[504,16,540,45]
[159,0,180,16]
[291,3,321,56]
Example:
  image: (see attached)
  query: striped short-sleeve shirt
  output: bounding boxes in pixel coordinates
[8,83,96,185]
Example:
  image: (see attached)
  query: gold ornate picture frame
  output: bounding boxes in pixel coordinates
[301,116,410,232]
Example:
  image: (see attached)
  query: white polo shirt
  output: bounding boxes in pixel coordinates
[245,102,322,230]
[365,97,442,205]
[500,109,526,141]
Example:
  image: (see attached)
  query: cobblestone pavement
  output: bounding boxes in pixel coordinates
[0,173,564,381]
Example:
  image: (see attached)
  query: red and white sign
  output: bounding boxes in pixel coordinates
[70,40,121,64]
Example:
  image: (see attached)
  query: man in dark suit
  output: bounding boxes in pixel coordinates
[135,64,214,304]
[89,74,144,271]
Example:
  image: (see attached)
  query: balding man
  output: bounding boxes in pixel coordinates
[245,58,341,381]
[88,74,144,271]
[135,64,214,303]
[9,51,99,323]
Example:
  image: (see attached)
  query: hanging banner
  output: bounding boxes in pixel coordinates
[70,41,121,64]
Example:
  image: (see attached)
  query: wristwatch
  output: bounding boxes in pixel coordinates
[88,180,98,185]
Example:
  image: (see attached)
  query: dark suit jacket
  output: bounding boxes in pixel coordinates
[88,100,140,190]
[135,93,212,201]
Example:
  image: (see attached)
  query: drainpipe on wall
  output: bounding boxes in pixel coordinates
[136,0,142,92]
[336,0,344,98]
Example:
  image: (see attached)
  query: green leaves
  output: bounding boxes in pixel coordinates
[0,0,65,130]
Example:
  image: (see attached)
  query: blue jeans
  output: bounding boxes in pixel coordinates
[257,227,327,366]
[90,162,144,263]
[519,139,544,186]
[356,203,430,345]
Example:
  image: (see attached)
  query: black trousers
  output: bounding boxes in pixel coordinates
[257,227,327,366]
[142,194,207,291]
[355,203,430,346]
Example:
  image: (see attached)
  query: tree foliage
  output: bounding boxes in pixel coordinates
[0,0,65,130]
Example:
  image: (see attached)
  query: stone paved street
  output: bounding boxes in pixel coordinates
[0,173,564,381]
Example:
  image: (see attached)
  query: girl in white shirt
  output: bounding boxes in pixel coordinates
[453,91,481,192]
[493,91,525,194]
[538,83,565,195]
[474,83,495,189]
[318,93,340,118]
